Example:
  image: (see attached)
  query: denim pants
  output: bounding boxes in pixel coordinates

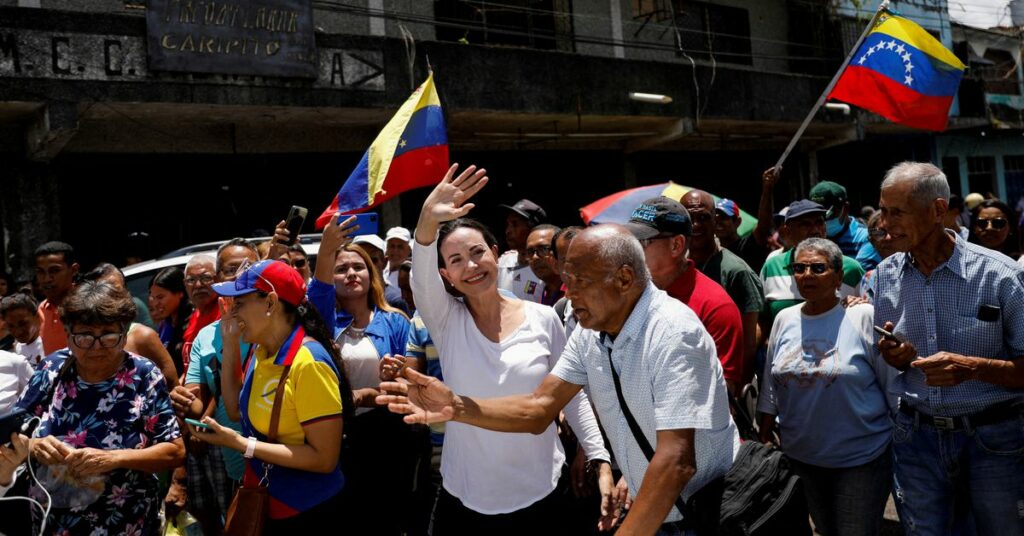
[891,409,1024,536]
[789,448,892,536]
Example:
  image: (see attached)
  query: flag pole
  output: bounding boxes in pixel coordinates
[773,0,890,171]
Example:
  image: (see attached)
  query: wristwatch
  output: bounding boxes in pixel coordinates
[244,436,257,459]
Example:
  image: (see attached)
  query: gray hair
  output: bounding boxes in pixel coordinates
[591,226,651,288]
[881,162,950,206]
[185,254,216,272]
[794,238,844,273]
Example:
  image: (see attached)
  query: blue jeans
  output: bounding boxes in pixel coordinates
[891,409,1024,536]
[789,448,892,536]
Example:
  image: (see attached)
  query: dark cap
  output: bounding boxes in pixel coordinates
[499,199,547,227]
[809,181,847,219]
[624,196,693,240]
[784,200,827,223]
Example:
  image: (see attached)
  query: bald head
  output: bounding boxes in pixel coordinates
[680,189,717,257]
[569,224,651,288]
[681,190,715,210]
[563,224,650,334]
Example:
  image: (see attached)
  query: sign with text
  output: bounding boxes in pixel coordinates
[146,0,317,78]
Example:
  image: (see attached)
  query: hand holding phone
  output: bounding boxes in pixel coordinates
[873,325,898,341]
[279,206,308,245]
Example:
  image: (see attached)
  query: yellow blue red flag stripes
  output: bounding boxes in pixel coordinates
[828,12,965,131]
[316,73,448,228]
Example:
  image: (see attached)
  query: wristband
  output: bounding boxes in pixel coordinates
[244,436,257,459]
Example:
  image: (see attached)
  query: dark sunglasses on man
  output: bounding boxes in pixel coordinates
[790,262,829,275]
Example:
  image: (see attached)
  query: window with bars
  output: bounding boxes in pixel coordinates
[672,0,752,66]
[434,0,574,52]
[968,156,997,197]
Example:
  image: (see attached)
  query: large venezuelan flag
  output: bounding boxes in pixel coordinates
[316,73,449,228]
[828,12,965,131]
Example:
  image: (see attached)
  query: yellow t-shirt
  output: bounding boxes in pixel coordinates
[246,339,342,445]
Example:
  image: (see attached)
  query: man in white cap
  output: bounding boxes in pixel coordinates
[383,227,413,288]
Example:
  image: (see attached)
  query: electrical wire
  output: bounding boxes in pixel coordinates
[0,419,53,535]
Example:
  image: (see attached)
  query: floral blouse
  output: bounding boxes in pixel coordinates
[17,349,181,536]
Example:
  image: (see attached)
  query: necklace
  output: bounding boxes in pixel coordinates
[346,324,366,338]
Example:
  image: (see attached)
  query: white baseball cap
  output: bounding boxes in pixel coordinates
[353,234,385,253]
[385,227,412,244]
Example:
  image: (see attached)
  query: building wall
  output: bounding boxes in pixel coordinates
[936,134,1024,201]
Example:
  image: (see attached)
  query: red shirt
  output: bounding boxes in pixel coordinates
[39,300,66,356]
[181,306,221,370]
[666,260,747,384]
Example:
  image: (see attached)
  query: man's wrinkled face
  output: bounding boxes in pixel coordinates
[878,181,945,253]
[562,239,631,333]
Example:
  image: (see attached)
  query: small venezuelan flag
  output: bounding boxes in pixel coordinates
[316,73,449,228]
[828,12,965,131]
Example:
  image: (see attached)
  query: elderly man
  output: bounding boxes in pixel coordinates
[682,190,765,383]
[384,227,413,288]
[874,162,1024,535]
[181,253,222,370]
[525,224,564,306]
[380,224,739,535]
[34,241,79,355]
[625,196,746,395]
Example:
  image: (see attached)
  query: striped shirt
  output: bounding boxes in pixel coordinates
[760,249,864,329]
[406,313,445,445]
[873,230,1024,416]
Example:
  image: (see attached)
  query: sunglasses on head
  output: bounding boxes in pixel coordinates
[976,217,1008,230]
[790,262,829,275]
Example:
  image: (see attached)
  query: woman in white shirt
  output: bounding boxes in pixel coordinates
[408,164,611,533]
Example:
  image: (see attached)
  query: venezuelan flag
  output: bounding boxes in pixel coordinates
[828,12,965,131]
[316,73,449,228]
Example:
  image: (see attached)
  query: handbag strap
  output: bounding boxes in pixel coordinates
[267,365,291,443]
[606,347,688,516]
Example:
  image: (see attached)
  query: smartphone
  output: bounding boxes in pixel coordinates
[873,325,898,341]
[0,408,37,444]
[346,213,379,236]
[184,418,211,430]
[281,206,308,245]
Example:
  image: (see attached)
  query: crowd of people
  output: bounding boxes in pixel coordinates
[0,160,1021,536]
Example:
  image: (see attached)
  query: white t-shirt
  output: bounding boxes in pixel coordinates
[14,337,44,367]
[340,330,381,417]
[383,265,400,289]
[0,350,33,413]
[496,251,545,303]
[412,239,608,514]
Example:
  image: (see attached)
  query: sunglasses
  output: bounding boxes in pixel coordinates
[276,257,307,269]
[868,228,887,239]
[790,262,830,275]
[526,246,553,258]
[975,217,1008,230]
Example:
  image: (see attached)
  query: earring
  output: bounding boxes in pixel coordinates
[266,311,272,317]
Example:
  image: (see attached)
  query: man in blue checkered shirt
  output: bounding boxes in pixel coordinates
[874,162,1024,535]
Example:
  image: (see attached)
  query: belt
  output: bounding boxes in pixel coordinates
[898,400,1023,431]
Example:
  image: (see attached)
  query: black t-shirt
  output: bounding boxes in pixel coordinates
[724,234,769,274]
